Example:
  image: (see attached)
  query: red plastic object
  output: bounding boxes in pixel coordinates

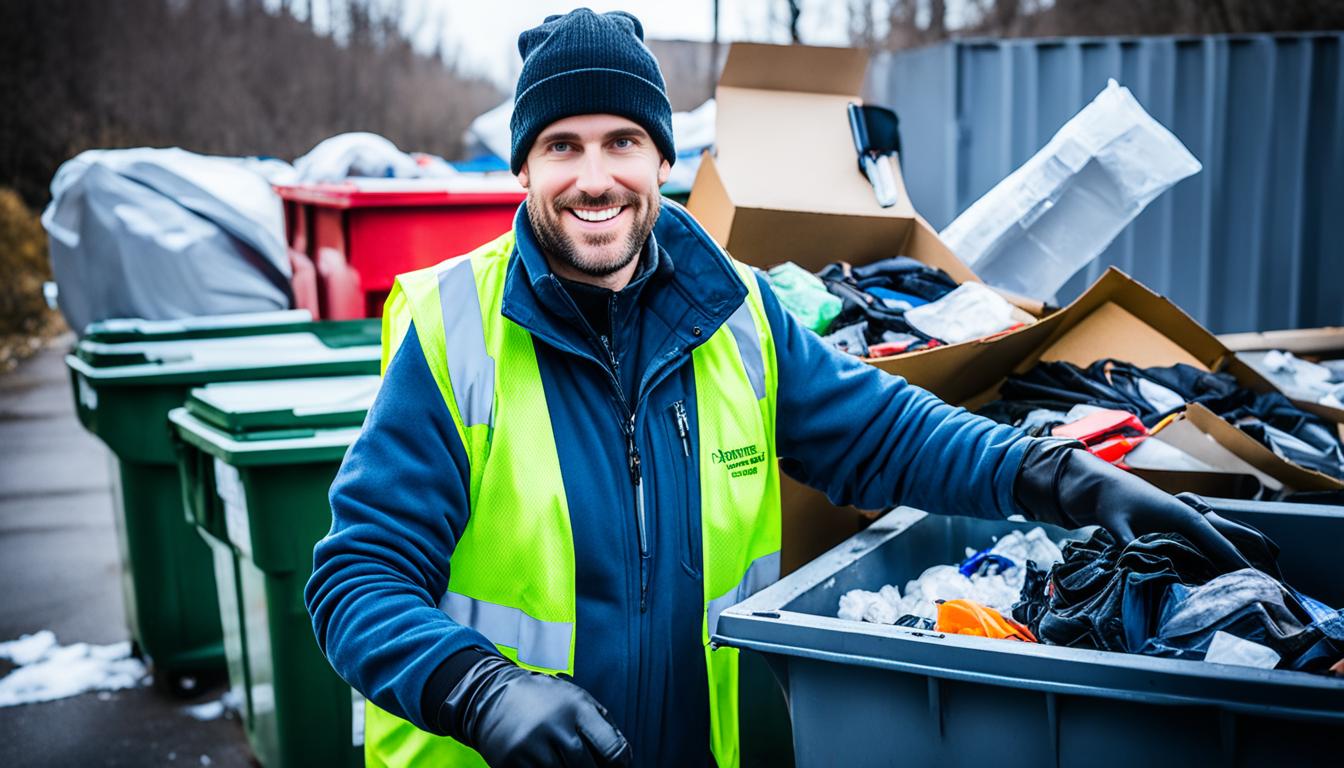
[276,182,525,319]
[1052,409,1149,464]
[1090,434,1147,464]
[287,248,319,317]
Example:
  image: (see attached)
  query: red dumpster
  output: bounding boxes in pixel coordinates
[276,179,525,319]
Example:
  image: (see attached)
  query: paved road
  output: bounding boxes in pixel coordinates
[0,337,252,767]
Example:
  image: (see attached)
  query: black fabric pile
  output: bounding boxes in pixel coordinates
[814,257,959,357]
[1011,528,1344,674]
[978,358,1344,480]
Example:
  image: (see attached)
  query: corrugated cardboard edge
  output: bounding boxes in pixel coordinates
[1217,327,1344,354]
[1025,268,1227,372]
[1185,403,1344,492]
[717,42,868,95]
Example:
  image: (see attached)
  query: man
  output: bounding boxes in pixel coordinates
[306,9,1257,768]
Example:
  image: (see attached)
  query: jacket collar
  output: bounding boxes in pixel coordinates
[500,199,747,368]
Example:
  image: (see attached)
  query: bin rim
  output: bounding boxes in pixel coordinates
[273,180,525,209]
[82,309,315,342]
[65,344,379,387]
[169,406,361,466]
[714,504,1344,722]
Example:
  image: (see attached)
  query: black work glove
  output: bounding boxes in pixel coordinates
[438,654,632,768]
[1172,491,1281,578]
[1014,439,1255,572]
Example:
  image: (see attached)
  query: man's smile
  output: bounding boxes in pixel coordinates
[568,205,628,228]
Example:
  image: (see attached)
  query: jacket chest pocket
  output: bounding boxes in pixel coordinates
[661,399,701,579]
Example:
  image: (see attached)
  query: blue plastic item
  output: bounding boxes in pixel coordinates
[866,287,928,311]
[956,550,1015,577]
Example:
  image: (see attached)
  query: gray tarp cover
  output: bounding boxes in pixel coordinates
[42,147,293,335]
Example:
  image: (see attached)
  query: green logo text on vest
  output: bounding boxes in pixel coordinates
[711,443,765,477]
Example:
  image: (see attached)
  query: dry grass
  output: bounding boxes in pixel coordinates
[0,188,64,372]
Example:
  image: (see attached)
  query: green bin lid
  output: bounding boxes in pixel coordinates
[169,406,363,467]
[186,375,380,436]
[82,309,315,343]
[68,323,381,385]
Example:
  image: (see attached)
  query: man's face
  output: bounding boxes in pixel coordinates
[518,113,671,281]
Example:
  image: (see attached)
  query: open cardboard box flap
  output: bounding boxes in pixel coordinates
[963,268,1275,403]
[687,42,977,285]
[952,267,1344,493]
[709,43,918,221]
[1185,404,1343,491]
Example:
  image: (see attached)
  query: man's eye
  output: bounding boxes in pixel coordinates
[613,137,634,149]
[551,142,572,153]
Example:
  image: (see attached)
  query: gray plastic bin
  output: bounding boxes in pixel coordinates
[714,499,1343,767]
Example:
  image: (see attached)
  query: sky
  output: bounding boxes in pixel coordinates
[304,0,861,87]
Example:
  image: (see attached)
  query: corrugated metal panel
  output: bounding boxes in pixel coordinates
[869,34,1344,332]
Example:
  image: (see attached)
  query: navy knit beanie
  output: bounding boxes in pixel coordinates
[510,9,675,174]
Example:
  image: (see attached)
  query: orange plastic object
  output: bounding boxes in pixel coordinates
[935,599,1037,642]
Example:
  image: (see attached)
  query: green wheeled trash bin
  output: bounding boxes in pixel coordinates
[170,375,378,768]
[65,312,380,688]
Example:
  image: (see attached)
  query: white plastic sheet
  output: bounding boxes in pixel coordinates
[941,79,1201,300]
[292,132,425,183]
[1204,630,1281,669]
[42,147,292,334]
[904,282,1019,344]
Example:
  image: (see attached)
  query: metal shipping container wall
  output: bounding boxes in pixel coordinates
[869,34,1344,333]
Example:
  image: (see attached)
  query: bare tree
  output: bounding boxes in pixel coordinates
[0,0,506,210]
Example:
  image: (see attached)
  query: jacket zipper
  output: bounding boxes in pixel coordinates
[673,400,690,456]
[601,332,650,613]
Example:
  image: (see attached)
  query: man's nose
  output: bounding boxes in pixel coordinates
[575,149,615,197]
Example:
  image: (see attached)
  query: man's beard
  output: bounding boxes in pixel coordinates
[528,188,662,279]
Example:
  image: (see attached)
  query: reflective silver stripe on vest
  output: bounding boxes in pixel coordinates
[438,260,494,428]
[706,551,780,636]
[725,301,765,400]
[440,591,573,671]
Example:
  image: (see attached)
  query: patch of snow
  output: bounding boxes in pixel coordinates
[184,700,226,721]
[0,632,148,707]
[0,631,58,666]
[183,689,243,721]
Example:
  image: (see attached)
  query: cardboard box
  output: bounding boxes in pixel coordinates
[956,268,1344,494]
[686,42,1051,571]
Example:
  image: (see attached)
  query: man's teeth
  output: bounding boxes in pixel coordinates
[572,206,622,222]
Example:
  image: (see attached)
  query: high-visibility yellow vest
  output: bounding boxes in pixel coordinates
[365,229,781,768]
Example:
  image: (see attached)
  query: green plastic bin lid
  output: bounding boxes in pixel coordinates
[170,406,364,467]
[69,324,381,384]
[186,375,380,436]
[82,309,314,343]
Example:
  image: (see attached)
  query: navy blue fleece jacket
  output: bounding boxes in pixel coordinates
[305,202,1032,767]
